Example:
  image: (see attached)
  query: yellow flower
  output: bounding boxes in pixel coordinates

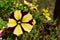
[30,5,38,10]
[42,9,51,20]
[7,10,36,36]
[24,0,32,7]
[24,0,38,10]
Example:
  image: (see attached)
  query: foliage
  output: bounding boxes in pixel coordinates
[0,0,58,40]
[0,17,7,28]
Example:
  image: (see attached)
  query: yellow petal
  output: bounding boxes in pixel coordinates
[46,13,50,16]
[7,19,17,27]
[32,19,36,25]
[45,10,48,13]
[24,0,32,7]
[21,23,33,32]
[43,9,48,13]
[13,25,23,36]
[30,6,38,10]
[14,10,22,20]
[22,12,32,22]
[43,13,50,17]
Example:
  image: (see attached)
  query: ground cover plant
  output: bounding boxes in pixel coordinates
[0,0,58,40]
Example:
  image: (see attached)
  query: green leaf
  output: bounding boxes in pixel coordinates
[0,18,7,29]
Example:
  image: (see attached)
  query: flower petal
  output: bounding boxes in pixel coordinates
[22,12,32,22]
[43,9,48,13]
[13,25,23,36]
[7,19,17,27]
[32,19,36,25]
[14,10,22,20]
[21,23,33,32]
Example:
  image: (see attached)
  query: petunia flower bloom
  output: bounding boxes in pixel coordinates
[7,10,36,36]
[42,9,51,20]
